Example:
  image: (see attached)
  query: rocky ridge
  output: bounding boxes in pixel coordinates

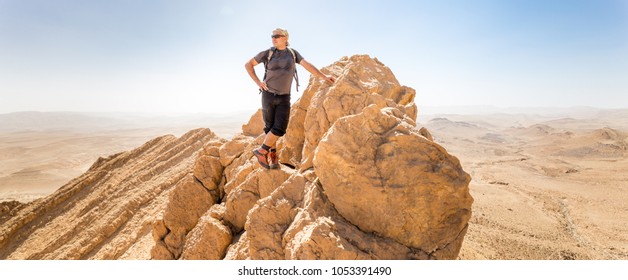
[0,55,472,260]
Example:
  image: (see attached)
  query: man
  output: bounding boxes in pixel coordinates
[245,28,334,169]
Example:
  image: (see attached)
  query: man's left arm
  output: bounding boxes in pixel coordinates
[300,59,335,84]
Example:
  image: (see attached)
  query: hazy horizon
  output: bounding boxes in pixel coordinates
[1,0,627,114]
[2,104,628,115]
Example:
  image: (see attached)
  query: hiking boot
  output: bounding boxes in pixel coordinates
[252,148,270,169]
[269,150,279,169]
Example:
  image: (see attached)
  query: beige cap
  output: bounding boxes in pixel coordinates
[272,28,289,39]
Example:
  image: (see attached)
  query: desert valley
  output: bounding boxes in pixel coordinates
[2,108,626,260]
[421,108,628,259]
[1,56,626,260]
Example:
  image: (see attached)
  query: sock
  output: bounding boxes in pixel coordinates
[261,144,271,151]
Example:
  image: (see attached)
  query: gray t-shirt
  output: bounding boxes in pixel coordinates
[254,48,304,95]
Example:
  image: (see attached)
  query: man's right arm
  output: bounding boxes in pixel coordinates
[245,58,269,91]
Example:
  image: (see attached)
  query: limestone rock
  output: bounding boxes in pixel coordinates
[223,232,249,260]
[0,55,472,261]
[419,127,434,141]
[242,109,264,137]
[219,134,254,167]
[222,167,294,233]
[193,153,224,201]
[284,175,426,260]
[222,135,263,193]
[277,75,321,168]
[151,241,174,260]
[0,201,23,224]
[164,175,216,231]
[180,212,232,260]
[232,168,428,260]
[313,105,472,257]
[159,173,217,258]
[300,56,417,170]
[286,217,365,260]
[195,139,225,180]
[0,128,217,259]
[244,174,307,259]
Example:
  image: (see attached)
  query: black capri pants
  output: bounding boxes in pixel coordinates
[262,91,291,137]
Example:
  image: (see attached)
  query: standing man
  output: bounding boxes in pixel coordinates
[245,28,335,169]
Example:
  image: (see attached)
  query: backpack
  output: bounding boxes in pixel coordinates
[263,47,300,92]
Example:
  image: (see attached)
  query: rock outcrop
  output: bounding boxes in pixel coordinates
[0,129,217,259]
[314,105,471,255]
[0,201,23,225]
[0,55,472,260]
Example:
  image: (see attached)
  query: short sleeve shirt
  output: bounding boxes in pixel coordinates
[254,48,304,95]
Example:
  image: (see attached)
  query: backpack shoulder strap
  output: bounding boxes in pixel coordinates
[287,48,300,92]
[266,47,275,65]
[286,47,296,62]
[263,47,275,81]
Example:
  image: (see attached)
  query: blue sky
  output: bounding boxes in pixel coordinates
[0,0,626,114]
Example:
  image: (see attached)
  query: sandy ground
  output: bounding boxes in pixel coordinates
[1,109,627,259]
[421,111,628,259]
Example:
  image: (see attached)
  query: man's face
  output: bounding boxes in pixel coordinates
[271,32,287,47]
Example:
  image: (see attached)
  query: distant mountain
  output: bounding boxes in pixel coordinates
[0,111,251,132]
[0,111,125,132]
[421,106,620,118]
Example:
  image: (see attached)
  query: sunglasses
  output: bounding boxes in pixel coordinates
[271,34,286,39]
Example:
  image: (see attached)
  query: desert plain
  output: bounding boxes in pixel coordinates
[1,108,627,260]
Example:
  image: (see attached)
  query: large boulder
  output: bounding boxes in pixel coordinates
[279,55,417,170]
[314,105,472,256]
[242,109,264,137]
